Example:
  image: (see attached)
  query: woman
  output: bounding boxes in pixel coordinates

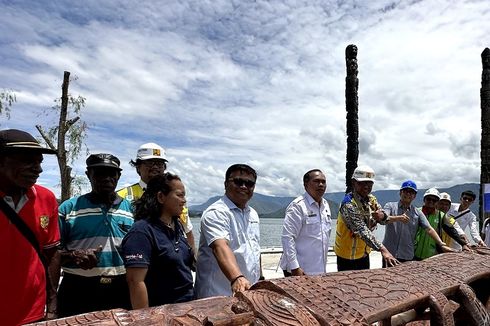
[122,173,194,309]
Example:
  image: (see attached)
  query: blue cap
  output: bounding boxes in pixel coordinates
[401,180,417,192]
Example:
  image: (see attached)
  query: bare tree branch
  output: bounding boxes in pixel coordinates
[36,125,57,151]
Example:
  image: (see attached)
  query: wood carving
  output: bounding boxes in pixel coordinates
[29,250,490,326]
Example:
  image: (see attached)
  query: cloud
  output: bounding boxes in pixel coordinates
[0,0,488,205]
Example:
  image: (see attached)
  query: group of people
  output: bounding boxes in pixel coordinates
[1,128,488,325]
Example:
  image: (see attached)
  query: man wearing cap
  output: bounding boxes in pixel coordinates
[280,169,331,276]
[334,165,402,271]
[446,190,486,248]
[0,129,60,325]
[117,143,195,252]
[414,188,469,260]
[383,181,453,266]
[57,153,134,317]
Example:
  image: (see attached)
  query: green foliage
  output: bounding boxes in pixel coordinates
[0,89,16,121]
[43,94,88,164]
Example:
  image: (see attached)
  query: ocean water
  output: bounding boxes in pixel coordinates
[190,217,386,248]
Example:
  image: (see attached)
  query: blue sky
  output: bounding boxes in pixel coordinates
[1,0,488,204]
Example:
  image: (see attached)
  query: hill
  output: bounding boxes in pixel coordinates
[189,183,479,218]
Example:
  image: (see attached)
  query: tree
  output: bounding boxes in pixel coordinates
[37,71,88,202]
[345,44,360,193]
[0,89,16,122]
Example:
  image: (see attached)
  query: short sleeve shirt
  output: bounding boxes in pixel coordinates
[194,195,260,298]
[383,201,430,260]
[122,218,194,306]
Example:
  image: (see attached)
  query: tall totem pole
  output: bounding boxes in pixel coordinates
[345,44,359,193]
[480,48,490,227]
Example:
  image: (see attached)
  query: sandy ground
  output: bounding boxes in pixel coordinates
[261,249,383,279]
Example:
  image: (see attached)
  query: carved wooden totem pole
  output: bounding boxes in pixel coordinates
[480,48,490,227]
[345,44,359,193]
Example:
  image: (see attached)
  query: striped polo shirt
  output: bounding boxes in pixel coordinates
[59,193,134,277]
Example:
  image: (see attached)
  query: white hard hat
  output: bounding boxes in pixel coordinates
[352,165,375,183]
[136,143,167,161]
[439,192,451,202]
[424,187,440,199]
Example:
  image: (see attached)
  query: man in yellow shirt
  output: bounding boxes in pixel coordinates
[117,143,195,252]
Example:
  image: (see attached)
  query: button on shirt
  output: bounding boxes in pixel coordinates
[383,202,430,260]
[194,195,260,298]
[280,192,331,275]
[447,204,482,249]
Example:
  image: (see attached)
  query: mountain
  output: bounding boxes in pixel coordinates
[189,183,480,218]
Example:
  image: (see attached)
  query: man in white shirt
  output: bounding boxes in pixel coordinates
[447,190,486,249]
[280,169,331,276]
[195,164,260,298]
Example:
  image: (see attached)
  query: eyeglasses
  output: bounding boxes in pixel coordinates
[142,160,166,168]
[229,177,255,188]
[462,196,474,202]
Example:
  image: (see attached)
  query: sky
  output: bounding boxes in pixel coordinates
[1,0,489,205]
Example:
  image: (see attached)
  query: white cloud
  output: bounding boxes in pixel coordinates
[0,0,488,205]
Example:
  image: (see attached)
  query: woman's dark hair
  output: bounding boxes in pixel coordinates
[133,173,181,221]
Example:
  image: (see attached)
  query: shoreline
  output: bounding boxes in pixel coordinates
[260,248,383,279]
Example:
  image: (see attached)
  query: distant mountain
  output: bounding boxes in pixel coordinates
[189,183,480,218]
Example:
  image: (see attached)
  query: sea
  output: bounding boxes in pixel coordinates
[190,217,386,249]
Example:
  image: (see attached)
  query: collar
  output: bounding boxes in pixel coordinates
[398,201,413,211]
[86,191,122,206]
[138,179,147,191]
[223,194,250,212]
[304,191,324,207]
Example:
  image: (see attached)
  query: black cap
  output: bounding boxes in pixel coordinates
[0,129,56,154]
[86,153,122,171]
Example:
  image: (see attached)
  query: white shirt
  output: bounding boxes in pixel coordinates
[483,218,490,247]
[447,203,482,249]
[194,195,260,298]
[279,192,331,275]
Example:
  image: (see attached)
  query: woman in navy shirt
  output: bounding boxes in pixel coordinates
[122,173,194,309]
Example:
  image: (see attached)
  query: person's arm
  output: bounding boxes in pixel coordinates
[340,201,384,251]
[59,246,102,269]
[385,209,410,224]
[468,214,486,246]
[281,204,305,276]
[425,227,454,253]
[45,246,60,319]
[210,239,251,294]
[186,231,196,256]
[126,267,149,309]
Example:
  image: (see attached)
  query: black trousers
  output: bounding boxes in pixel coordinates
[57,272,131,317]
[336,255,370,271]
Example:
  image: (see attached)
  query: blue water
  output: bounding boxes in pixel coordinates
[190,217,386,248]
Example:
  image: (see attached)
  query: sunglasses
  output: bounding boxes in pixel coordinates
[462,196,474,202]
[229,177,255,188]
[142,160,166,168]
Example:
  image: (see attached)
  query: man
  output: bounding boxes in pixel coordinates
[57,153,134,317]
[0,129,60,325]
[195,164,260,298]
[446,190,486,248]
[436,192,469,249]
[383,181,452,265]
[117,143,195,251]
[280,169,331,276]
[414,188,469,260]
[334,165,401,271]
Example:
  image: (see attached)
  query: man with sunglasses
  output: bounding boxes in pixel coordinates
[446,190,486,248]
[117,143,195,252]
[280,169,331,276]
[57,153,134,317]
[195,164,260,298]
